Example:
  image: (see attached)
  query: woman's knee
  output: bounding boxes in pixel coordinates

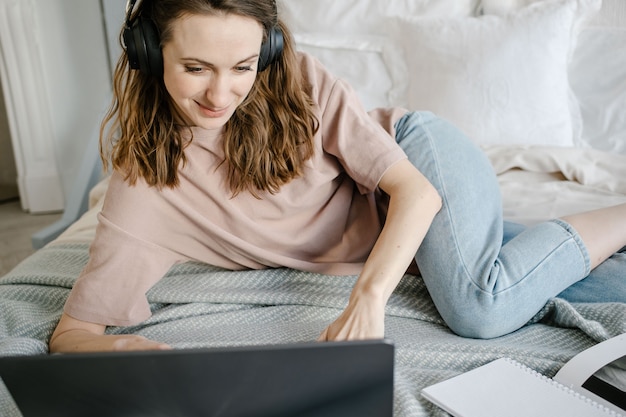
[425,278,534,339]
[440,302,528,339]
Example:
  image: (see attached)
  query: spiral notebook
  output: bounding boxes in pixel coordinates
[421,357,624,417]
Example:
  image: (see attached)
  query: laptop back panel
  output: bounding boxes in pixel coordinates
[0,340,394,417]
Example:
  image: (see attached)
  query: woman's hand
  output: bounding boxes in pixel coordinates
[319,160,441,343]
[49,313,171,353]
[318,291,386,341]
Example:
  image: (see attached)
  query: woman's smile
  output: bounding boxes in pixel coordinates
[194,100,231,118]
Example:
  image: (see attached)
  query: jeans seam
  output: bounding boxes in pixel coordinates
[408,113,478,291]
[486,234,586,297]
[549,218,592,276]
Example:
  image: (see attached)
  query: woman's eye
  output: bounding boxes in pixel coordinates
[235,65,253,73]
[184,66,203,73]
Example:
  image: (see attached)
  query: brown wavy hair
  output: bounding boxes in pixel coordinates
[101,0,318,195]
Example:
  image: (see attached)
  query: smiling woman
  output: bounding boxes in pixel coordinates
[48,0,626,354]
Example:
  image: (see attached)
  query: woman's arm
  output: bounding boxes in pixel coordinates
[49,313,171,353]
[319,159,441,341]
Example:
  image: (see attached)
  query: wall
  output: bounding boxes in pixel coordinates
[0,0,111,212]
[102,0,127,74]
[36,0,112,206]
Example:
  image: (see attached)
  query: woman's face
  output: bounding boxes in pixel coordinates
[162,13,264,131]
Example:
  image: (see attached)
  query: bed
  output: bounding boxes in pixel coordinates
[2,0,626,415]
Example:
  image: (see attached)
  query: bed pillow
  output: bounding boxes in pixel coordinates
[293,34,404,110]
[278,0,480,109]
[278,0,480,36]
[583,0,626,27]
[482,0,625,26]
[569,27,626,154]
[484,0,626,154]
[389,0,600,147]
[480,0,535,15]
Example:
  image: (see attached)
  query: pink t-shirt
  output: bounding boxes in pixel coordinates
[64,52,409,326]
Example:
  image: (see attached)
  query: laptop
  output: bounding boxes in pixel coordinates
[0,339,394,417]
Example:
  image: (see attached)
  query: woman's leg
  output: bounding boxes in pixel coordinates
[561,205,626,269]
[504,223,626,303]
[558,248,626,302]
[394,112,595,338]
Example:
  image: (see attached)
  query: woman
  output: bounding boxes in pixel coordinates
[49,0,626,352]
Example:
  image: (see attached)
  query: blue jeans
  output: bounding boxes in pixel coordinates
[394,112,625,338]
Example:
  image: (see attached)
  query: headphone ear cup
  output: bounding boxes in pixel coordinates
[123,16,163,77]
[258,26,284,72]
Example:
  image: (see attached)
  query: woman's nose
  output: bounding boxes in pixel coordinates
[205,74,230,108]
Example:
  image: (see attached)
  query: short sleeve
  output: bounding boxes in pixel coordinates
[64,211,181,326]
[305,56,407,194]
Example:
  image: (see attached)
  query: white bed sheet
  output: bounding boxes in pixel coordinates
[485,145,626,226]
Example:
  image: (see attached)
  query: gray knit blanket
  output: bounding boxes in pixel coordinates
[1,243,625,416]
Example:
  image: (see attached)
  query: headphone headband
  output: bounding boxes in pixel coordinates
[122,0,283,77]
[125,0,138,26]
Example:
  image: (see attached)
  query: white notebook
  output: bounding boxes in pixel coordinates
[421,357,624,417]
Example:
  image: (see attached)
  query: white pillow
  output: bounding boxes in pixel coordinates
[294,34,403,110]
[480,0,534,15]
[389,0,601,147]
[482,0,626,27]
[570,28,626,154]
[584,0,626,27]
[278,0,480,109]
[482,0,626,153]
[278,0,480,36]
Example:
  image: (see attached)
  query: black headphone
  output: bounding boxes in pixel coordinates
[122,0,284,77]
